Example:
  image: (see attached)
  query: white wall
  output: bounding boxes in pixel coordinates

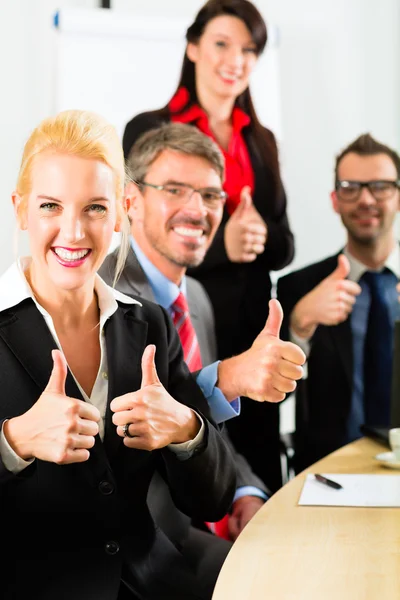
[112,0,400,274]
[1,0,398,436]
[0,0,398,275]
[0,0,97,261]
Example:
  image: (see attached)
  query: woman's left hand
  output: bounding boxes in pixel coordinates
[111,345,200,450]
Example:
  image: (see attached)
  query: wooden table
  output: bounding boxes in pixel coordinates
[213,437,400,599]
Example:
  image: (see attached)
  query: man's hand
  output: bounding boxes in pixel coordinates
[224,186,267,263]
[217,299,306,402]
[111,345,200,450]
[290,254,361,339]
[4,349,100,464]
[228,495,264,541]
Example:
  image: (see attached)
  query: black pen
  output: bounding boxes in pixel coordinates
[314,474,343,490]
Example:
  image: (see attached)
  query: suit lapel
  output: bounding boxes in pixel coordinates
[314,251,353,387]
[115,246,154,300]
[186,280,200,320]
[0,299,111,482]
[328,319,353,385]
[0,299,84,400]
[103,303,148,460]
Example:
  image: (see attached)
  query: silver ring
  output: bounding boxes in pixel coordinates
[122,423,135,438]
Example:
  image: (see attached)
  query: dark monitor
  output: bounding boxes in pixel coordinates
[360,320,400,447]
[390,319,400,427]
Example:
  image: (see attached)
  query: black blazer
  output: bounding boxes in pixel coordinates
[100,247,268,547]
[277,252,353,472]
[123,110,294,493]
[0,296,236,600]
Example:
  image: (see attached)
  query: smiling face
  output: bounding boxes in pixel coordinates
[187,15,258,101]
[129,149,224,283]
[331,152,400,248]
[13,152,120,295]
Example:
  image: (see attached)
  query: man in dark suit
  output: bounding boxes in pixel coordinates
[99,123,305,597]
[277,133,400,472]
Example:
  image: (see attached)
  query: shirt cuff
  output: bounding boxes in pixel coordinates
[0,420,35,474]
[233,485,268,503]
[289,328,311,358]
[168,412,205,460]
[196,362,241,424]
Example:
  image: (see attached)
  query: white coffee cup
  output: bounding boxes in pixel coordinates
[389,428,400,461]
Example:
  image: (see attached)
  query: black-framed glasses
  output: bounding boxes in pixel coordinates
[335,179,400,203]
[139,181,227,210]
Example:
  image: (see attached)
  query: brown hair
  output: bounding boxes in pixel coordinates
[152,0,281,193]
[126,122,225,183]
[335,133,400,182]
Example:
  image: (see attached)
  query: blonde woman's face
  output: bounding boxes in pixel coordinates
[15,152,120,292]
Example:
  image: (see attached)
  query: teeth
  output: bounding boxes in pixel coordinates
[219,71,239,80]
[174,227,203,238]
[54,248,90,261]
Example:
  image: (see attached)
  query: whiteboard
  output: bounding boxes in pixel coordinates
[53,7,282,143]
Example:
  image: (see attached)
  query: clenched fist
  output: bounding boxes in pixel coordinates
[290,254,361,339]
[4,349,100,464]
[111,345,200,451]
[224,186,267,263]
[218,299,306,403]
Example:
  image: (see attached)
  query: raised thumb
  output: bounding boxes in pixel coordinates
[330,253,350,281]
[141,344,161,388]
[233,186,252,218]
[263,299,283,338]
[45,349,67,395]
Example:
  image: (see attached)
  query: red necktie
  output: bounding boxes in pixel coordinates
[171,292,202,372]
[171,291,230,541]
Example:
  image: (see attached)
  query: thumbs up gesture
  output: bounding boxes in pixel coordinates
[111,345,200,450]
[217,299,306,402]
[3,350,100,464]
[290,254,362,339]
[224,186,268,263]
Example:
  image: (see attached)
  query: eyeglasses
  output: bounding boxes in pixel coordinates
[335,179,400,203]
[139,181,227,210]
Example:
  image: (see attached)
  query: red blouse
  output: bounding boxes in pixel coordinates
[169,87,255,215]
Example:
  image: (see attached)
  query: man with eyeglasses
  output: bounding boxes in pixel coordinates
[99,122,305,597]
[277,133,400,473]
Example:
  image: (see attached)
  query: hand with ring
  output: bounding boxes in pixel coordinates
[122,423,136,438]
[111,344,201,451]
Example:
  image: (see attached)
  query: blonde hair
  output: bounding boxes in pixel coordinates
[16,109,130,284]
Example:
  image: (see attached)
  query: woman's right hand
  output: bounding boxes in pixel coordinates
[224,186,267,263]
[3,350,100,464]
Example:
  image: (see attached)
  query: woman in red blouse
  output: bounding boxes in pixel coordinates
[122,0,295,494]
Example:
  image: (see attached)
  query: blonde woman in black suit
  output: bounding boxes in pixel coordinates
[0,109,235,600]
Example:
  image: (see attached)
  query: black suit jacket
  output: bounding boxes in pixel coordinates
[0,295,236,600]
[123,110,295,493]
[99,247,268,547]
[277,252,353,471]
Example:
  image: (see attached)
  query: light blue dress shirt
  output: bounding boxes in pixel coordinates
[131,238,267,502]
[131,237,240,423]
[345,247,400,443]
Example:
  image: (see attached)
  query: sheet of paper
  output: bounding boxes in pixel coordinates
[298,473,400,507]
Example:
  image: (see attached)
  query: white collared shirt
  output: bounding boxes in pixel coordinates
[0,259,203,473]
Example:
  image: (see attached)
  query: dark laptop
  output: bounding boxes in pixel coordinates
[360,320,400,447]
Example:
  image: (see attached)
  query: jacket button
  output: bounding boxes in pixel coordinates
[105,540,120,555]
[99,480,114,495]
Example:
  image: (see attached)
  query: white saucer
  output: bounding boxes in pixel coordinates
[375,451,400,470]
